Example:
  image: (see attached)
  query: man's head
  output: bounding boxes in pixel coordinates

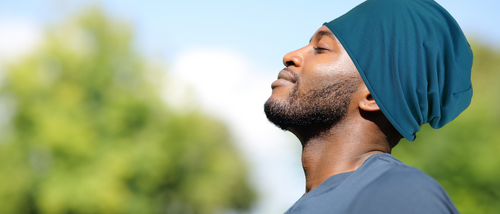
[264,26,361,131]
[265,0,473,142]
[264,26,395,141]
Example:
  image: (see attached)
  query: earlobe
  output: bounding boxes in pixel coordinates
[358,85,380,111]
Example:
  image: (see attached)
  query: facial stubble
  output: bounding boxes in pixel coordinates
[264,76,360,131]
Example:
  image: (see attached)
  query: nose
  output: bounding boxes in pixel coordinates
[283,48,303,68]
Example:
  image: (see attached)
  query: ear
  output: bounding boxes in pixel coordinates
[358,84,380,111]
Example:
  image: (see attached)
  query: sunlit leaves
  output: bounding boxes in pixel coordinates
[0,6,255,214]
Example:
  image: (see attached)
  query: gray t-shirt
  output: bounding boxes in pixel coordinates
[285,153,459,214]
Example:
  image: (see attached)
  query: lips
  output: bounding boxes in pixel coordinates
[271,69,297,89]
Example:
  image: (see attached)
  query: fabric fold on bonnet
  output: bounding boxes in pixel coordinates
[325,0,473,141]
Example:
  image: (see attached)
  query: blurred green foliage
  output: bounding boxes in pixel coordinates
[393,43,500,214]
[0,6,255,214]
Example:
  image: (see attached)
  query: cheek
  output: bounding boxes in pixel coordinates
[297,49,360,92]
[299,62,342,90]
[305,55,359,84]
[318,54,357,77]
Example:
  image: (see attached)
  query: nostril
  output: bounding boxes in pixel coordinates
[283,51,302,67]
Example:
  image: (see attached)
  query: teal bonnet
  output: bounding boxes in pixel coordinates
[324,0,473,141]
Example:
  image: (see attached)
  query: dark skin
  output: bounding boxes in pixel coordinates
[269,26,396,193]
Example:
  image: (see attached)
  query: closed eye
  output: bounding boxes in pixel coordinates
[313,47,328,53]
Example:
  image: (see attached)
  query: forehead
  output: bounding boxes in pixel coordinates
[311,26,338,43]
[315,26,331,34]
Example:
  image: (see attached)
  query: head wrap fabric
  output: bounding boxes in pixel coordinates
[324,0,473,141]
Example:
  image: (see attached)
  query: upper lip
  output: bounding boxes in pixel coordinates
[277,69,297,83]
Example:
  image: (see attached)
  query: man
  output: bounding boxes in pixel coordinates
[264,0,473,213]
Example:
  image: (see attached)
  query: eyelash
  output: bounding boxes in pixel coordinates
[313,47,327,53]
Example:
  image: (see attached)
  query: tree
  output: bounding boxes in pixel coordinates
[0,6,255,214]
[393,42,500,214]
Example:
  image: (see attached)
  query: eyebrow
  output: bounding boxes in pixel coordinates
[310,30,338,43]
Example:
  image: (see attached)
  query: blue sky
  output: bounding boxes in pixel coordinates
[1,0,499,213]
[2,0,498,69]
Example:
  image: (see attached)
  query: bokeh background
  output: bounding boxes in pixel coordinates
[0,0,499,213]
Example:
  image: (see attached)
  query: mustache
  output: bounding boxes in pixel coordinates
[281,68,300,98]
[282,67,300,83]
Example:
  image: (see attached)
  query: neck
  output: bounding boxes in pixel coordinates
[290,117,391,193]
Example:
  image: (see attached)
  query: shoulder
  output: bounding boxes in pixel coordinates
[365,154,441,191]
[347,154,459,214]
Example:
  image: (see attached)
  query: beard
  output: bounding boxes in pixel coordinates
[264,77,360,131]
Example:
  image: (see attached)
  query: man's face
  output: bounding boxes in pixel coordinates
[264,26,361,131]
